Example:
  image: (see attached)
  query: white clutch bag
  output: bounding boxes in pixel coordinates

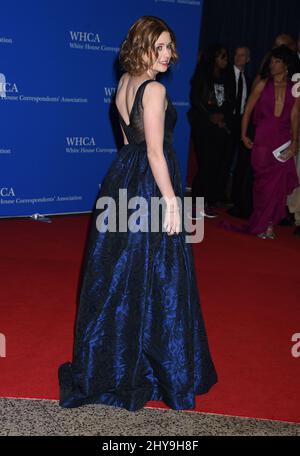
[272,140,292,162]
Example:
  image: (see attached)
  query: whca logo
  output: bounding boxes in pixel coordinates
[69,31,101,43]
[0,187,15,197]
[66,137,96,147]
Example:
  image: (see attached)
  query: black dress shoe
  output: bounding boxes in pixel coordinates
[294,226,300,236]
[204,205,218,218]
[279,215,294,226]
[227,207,248,219]
[227,206,239,216]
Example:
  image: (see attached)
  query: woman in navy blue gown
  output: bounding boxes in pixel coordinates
[58,16,217,412]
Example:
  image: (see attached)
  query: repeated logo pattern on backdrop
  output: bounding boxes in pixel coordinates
[0,0,203,217]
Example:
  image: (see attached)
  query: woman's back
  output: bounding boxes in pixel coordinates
[116,74,151,126]
[115,74,175,146]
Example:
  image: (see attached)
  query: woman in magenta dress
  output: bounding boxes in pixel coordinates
[225,46,299,238]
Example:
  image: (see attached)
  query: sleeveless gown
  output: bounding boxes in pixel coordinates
[222,78,299,235]
[58,79,218,411]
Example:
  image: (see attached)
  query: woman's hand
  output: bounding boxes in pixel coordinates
[280,141,298,161]
[163,197,181,236]
[241,136,253,149]
[209,113,224,125]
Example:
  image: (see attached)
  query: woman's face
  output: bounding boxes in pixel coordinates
[215,49,228,70]
[148,31,173,73]
[270,57,287,77]
[234,47,250,68]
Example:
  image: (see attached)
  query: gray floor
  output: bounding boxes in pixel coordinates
[0,398,300,436]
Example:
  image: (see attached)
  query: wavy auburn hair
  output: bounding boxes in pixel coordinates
[119,16,178,76]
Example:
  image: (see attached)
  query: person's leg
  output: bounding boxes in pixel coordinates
[287,134,300,235]
[215,128,232,204]
[294,211,300,235]
[191,126,206,205]
[294,125,300,234]
[230,144,253,218]
[240,150,254,218]
[192,125,218,206]
[226,115,241,204]
[230,145,242,207]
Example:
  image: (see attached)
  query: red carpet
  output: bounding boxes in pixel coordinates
[0,214,299,422]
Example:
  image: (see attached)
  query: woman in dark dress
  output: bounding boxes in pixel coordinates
[188,44,234,217]
[58,16,217,412]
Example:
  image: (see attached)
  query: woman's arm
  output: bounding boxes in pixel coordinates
[190,68,210,121]
[241,79,266,149]
[251,52,271,90]
[143,81,180,235]
[251,74,261,91]
[120,124,129,145]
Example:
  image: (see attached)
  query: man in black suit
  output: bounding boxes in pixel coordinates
[226,46,253,218]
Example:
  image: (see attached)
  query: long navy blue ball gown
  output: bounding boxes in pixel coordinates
[58,79,218,411]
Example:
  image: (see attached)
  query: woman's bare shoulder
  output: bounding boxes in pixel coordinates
[255,78,268,92]
[117,73,129,91]
[143,80,166,102]
[249,77,267,99]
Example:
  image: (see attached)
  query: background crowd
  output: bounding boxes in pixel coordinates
[188,32,300,238]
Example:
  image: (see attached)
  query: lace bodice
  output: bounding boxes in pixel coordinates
[117,79,177,146]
